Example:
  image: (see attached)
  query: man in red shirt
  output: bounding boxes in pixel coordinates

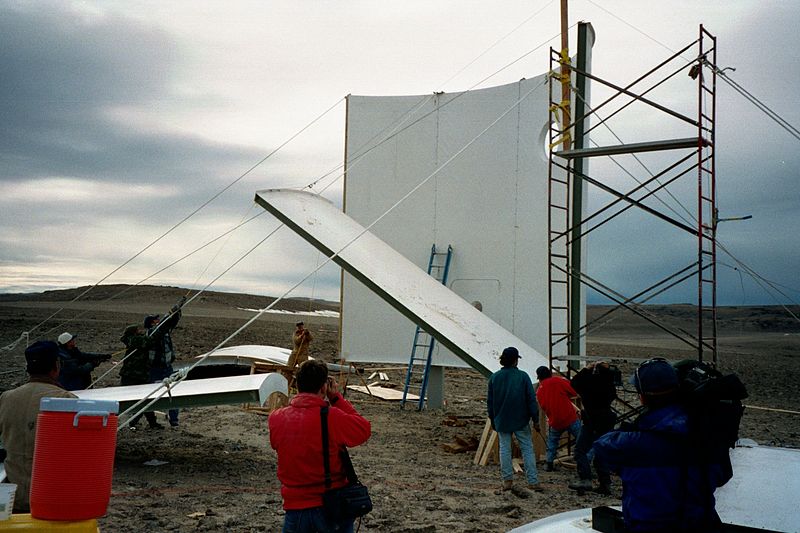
[269,360,371,532]
[535,366,581,471]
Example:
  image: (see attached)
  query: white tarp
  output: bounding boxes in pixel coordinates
[254,188,548,378]
[511,442,799,533]
[341,74,578,366]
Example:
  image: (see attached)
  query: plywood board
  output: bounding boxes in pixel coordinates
[75,373,287,412]
[255,189,549,379]
[347,385,418,401]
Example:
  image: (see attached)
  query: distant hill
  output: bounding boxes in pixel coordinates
[0,284,339,313]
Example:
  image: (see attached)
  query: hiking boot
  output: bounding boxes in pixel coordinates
[568,478,592,491]
[502,480,513,491]
[169,421,180,428]
[527,483,544,492]
[593,483,612,495]
[544,462,555,472]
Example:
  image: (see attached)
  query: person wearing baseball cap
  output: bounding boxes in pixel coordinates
[594,358,729,532]
[0,341,76,512]
[487,347,543,492]
[56,331,111,391]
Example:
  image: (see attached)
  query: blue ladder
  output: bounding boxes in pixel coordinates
[401,244,453,410]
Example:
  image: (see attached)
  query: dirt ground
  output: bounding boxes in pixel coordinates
[0,287,798,532]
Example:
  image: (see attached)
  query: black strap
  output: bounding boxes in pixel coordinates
[320,405,360,488]
[321,405,332,488]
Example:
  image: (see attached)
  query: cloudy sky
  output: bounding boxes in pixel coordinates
[1,0,798,307]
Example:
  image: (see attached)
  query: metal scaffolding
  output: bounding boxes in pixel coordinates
[547,25,718,368]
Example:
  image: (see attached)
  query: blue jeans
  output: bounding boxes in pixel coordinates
[498,425,539,484]
[546,419,582,464]
[283,507,354,533]
[149,366,179,425]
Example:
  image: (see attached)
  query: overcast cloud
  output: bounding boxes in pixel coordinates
[1,0,798,308]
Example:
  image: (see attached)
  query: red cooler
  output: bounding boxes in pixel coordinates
[30,398,119,520]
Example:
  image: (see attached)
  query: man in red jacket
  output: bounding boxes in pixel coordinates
[269,359,371,532]
[535,366,581,472]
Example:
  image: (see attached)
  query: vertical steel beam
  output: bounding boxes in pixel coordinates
[568,22,592,365]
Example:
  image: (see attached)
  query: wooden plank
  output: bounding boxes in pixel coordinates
[347,385,417,401]
[479,431,498,466]
[474,419,493,465]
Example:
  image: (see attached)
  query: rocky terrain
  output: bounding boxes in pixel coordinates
[0,286,797,532]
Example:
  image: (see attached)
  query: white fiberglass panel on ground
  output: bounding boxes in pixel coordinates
[75,373,287,411]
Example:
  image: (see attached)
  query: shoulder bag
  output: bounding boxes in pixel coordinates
[320,405,373,522]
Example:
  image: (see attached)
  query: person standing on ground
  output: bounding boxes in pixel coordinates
[0,341,76,512]
[120,324,162,430]
[56,332,110,391]
[569,361,618,494]
[287,321,313,368]
[487,347,543,492]
[593,358,730,532]
[269,359,371,533]
[146,300,183,427]
[535,366,581,472]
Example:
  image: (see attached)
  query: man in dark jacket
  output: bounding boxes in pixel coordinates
[487,347,542,492]
[569,361,617,493]
[120,324,161,430]
[145,307,182,427]
[593,358,730,533]
[56,332,110,391]
[269,359,371,533]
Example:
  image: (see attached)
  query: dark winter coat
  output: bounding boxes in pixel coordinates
[120,325,153,384]
[593,403,730,532]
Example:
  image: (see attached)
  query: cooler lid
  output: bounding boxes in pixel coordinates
[39,397,119,414]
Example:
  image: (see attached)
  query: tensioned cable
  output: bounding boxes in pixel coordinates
[158,23,573,348]
[104,24,573,350]
[120,78,547,427]
[305,26,574,193]
[36,211,267,342]
[715,242,800,324]
[58,23,571,335]
[573,3,800,317]
[8,98,345,346]
[438,0,555,90]
[713,69,800,142]
[585,0,800,142]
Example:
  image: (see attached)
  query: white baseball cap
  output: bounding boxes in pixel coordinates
[57,332,75,345]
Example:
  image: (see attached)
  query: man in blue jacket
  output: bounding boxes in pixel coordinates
[593,358,730,532]
[56,332,111,391]
[487,347,543,492]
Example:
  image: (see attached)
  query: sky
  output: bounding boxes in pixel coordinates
[1,0,798,307]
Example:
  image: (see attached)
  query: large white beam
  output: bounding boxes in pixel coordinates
[254,188,549,378]
[75,373,287,411]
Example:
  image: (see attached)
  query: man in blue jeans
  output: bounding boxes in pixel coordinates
[536,366,581,472]
[487,347,543,492]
